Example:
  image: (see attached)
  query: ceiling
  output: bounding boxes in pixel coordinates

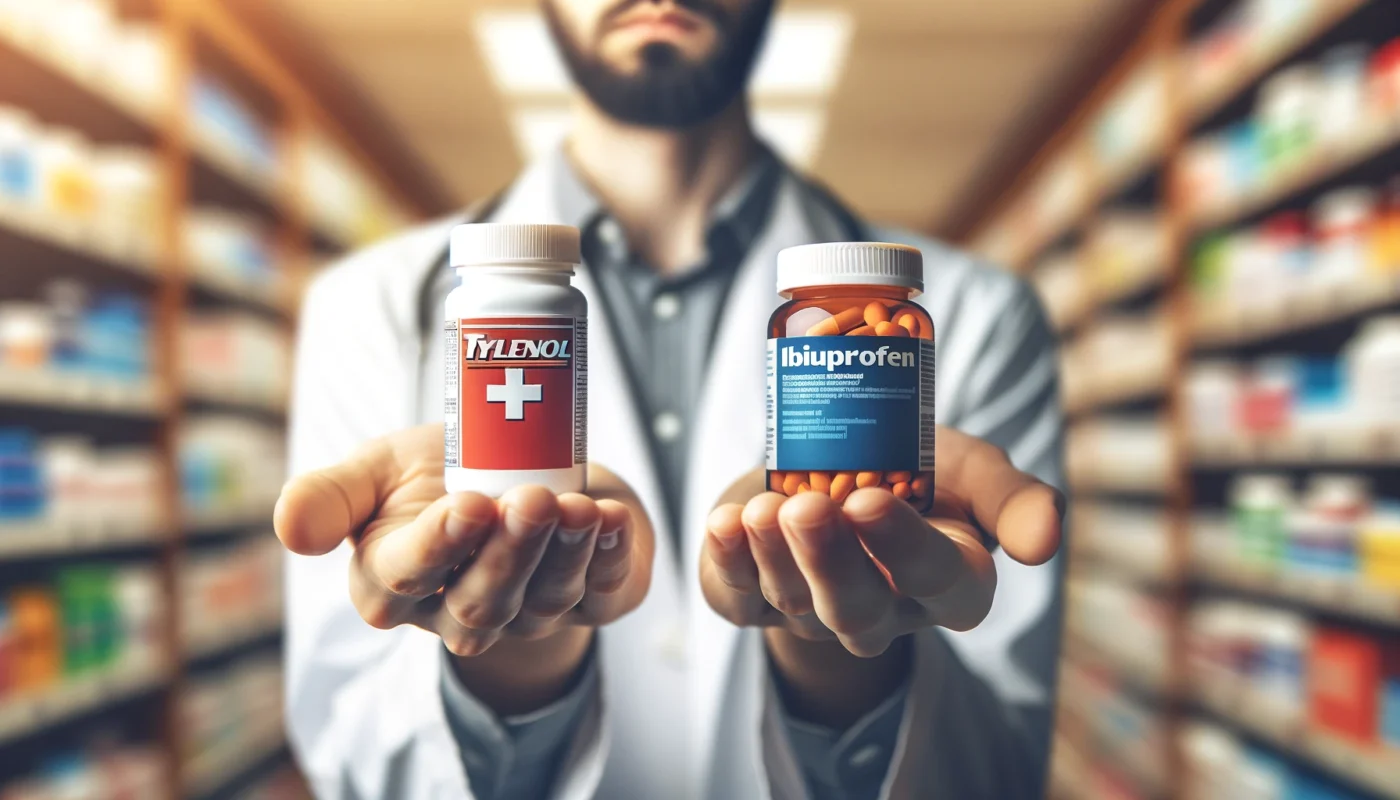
[273,0,1121,234]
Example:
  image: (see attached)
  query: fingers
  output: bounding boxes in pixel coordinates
[842,488,962,598]
[705,504,760,595]
[577,500,634,618]
[274,440,394,555]
[915,517,997,632]
[778,492,896,656]
[509,494,601,637]
[440,486,561,653]
[362,492,497,597]
[741,493,814,618]
[935,426,1065,565]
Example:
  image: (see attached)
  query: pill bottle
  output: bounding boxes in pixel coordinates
[766,242,934,510]
[1348,314,1400,426]
[445,223,587,496]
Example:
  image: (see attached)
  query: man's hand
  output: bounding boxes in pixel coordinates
[273,424,654,712]
[700,425,1062,724]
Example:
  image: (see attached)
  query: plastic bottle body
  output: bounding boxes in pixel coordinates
[765,284,936,510]
[444,267,587,496]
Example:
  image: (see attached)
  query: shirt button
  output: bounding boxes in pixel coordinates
[653,412,683,443]
[847,743,883,769]
[652,292,682,321]
[596,218,625,250]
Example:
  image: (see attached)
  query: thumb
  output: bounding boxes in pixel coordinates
[274,442,391,556]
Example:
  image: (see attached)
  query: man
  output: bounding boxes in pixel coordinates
[273,0,1066,797]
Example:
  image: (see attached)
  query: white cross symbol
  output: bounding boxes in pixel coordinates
[486,368,542,420]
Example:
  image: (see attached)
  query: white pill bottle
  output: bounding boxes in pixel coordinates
[444,223,587,496]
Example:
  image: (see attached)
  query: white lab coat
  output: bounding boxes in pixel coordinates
[284,154,1065,800]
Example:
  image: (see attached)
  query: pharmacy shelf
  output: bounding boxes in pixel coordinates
[1057,665,1172,798]
[184,725,286,799]
[184,380,287,416]
[1063,630,1174,703]
[1095,143,1165,205]
[0,660,170,746]
[184,504,274,537]
[1092,260,1171,313]
[1187,0,1369,125]
[1064,369,1170,418]
[189,123,284,214]
[0,199,160,281]
[1188,115,1400,234]
[184,614,282,662]
[0,366,163,417]
[1072,547,1177,589]
[0,516,168,559]
[1192,276,1400,349]
[0,25,161,138]
[1196,685,1400,800]
[1191,425,1400,467]
[188,256,289,317]
[1195,561,1400,627]
[1068,470,1174,497]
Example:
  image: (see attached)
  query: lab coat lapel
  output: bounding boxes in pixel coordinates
[684,173,846,796]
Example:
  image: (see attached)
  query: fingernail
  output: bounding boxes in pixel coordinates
[557,522,596,546]
[445,510,476,543]
[504,507,555,542]
[597,528,621,550]
[710,529,739,550]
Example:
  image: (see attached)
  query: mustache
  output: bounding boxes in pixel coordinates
[599,0,731,34]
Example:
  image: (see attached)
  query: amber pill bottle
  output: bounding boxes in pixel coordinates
[765,242,935,511]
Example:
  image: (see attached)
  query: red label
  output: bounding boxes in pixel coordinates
[450,316,582,471]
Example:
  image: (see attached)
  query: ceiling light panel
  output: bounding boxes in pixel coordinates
[751,10,853,96]
[753,107,825,168]
[475,10,571,94]
[510,106,575,162]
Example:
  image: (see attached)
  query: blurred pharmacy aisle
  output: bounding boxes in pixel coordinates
[965,0,1400,797]
[0,0,437,796]
[11,0,1400,798]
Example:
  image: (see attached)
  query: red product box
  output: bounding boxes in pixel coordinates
[1308,629,1382,744]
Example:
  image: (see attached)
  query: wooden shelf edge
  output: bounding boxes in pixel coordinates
[0,519,169,559]
[0,660,171,747]
[1188,116,1400,234]
[1195,689,1400,800]
[1186,0,1370,125]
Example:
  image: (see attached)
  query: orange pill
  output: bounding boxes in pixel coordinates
[797,482,811,494]
[874,321,909,338]
[768,471,785,491]
[845,325,875,336]
[855,471,882,488]
[893,310,920,337]
[863,302,891,327]
[782,472,803,496]
[830,472,856,503]
[806,306,864,336]
[809,471,832,494]
[885,471,912,484]
[910,474,933,498]
[892,481,912,500]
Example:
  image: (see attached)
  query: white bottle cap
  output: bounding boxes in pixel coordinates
[776,242,923,297]
[450,223,580,269]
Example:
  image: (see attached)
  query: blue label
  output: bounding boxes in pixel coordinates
[765,336,935,472]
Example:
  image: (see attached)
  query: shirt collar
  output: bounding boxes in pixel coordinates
[550,144,782,274]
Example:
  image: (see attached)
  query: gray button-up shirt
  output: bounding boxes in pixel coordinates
[439,149,908,800]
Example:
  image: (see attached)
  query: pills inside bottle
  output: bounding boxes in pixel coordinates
[444,223,587,496]
[765,242,935,511]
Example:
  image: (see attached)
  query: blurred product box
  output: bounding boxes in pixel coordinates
[1309,629,1383,745]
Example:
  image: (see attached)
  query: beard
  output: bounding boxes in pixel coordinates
[543,0,774,129]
